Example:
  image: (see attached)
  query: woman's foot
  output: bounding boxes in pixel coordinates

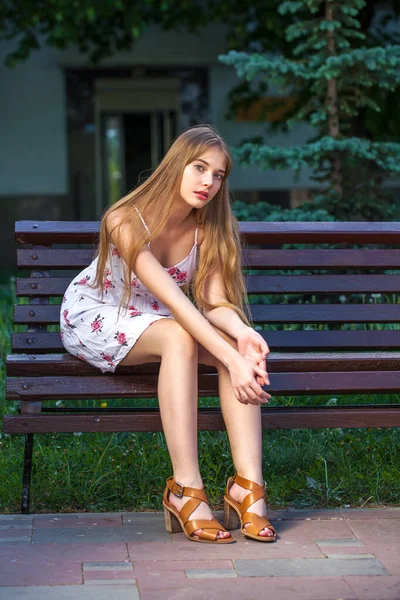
[167,480,231,540]
[228,480,275,538]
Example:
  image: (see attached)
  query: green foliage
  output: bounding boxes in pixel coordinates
[1,421,400,512]
[231,137,400,174]
[232,199,334,222]
[220,0,400,221]
[0,0,209,66]
[222,47,400,104]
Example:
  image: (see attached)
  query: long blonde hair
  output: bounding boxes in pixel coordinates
[93,124,252,326]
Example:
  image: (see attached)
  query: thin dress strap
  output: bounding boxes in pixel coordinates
[134,207,151,246]
[136,206,198,250]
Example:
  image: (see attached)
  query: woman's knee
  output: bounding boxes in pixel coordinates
[162,320,198,357]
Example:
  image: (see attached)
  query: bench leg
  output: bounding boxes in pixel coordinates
[21,434,34,514]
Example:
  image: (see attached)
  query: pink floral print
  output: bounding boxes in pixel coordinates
[102,268,115,294]
[91,314,104,333]
[131,277,141,288]
[74,275,90,286]
[168,267,187,284]
[176,271,187,282]
[63,309,76,329]
[115,331,128,346]
[100,351,116,369]
[112,246,120,257]
[128,305,142,318]
[103,278,114,293]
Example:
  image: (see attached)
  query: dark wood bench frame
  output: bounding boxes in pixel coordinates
[5,220,400,513]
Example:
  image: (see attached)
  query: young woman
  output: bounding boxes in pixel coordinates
[60,124,276,544]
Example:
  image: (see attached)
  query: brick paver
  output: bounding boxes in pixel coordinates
[0,543,129,586]
[0,508,398,599]
[234,556,390,577]
[345,575,400,600]
[138,577,358,600]
[315,538,364,547]
[34,516,122,529]
[0,585,140,600]
[186,568,238,578]
[340,508,400,520]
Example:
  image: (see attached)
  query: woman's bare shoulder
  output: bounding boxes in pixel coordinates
[103,208,118,236]
[105,206,143,235]
[105,207,127,232]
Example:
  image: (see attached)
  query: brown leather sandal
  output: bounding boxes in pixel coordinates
[163,476,235,544]
[224,474,277,542]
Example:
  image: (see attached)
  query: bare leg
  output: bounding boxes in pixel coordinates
[119,319,230,539]
[198,330,274,537]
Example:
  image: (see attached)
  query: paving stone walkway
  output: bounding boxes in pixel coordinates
[0,507,399,599]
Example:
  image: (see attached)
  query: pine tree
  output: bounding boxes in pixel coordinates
[220,0,400,220]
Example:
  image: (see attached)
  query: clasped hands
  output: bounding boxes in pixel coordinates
[236,327,271,405]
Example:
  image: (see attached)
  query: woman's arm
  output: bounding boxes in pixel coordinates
[202,266,251,340]
[107,215,270,404]
[202,267,270,386]
[198,227,250,340]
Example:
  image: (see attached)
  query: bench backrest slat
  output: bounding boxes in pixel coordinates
[12,329,400,353]
[15,220,400,244]
[14,302,400,325]
[15,274,400,296]
[16,248,400,269]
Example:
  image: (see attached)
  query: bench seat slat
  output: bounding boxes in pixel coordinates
[14,303,400,324]
[15,274,400,297]
[12,330,400,353]
[17,248,400,269]
[7,352,400,376]
[15,220,400,245]
[4,405,400,433]
[7,371,400,400]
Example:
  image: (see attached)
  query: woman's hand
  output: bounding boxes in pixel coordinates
[227,353,271,406]
[237,327,270,387]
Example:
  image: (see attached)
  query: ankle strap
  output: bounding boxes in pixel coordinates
[233,474,266,492]
[166,477,208,503]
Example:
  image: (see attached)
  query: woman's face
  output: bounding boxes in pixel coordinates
[179,147,227,209]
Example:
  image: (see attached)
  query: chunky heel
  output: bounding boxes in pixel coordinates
[224,474,277,542]
[162,476,235,543]
[223,498,240,530]
[164,507,182,533]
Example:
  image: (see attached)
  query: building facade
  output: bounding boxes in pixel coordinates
[0,23,321,268]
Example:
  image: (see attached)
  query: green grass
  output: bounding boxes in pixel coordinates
[1,280,400,513]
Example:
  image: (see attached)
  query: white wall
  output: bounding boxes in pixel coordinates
[57,23,228,67]
[0,24,327,197]
[0,42,67,195]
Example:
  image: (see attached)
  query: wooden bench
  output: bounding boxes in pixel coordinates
[5,220,400,513]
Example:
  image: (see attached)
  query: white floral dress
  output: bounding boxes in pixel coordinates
[60,209,199,373]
